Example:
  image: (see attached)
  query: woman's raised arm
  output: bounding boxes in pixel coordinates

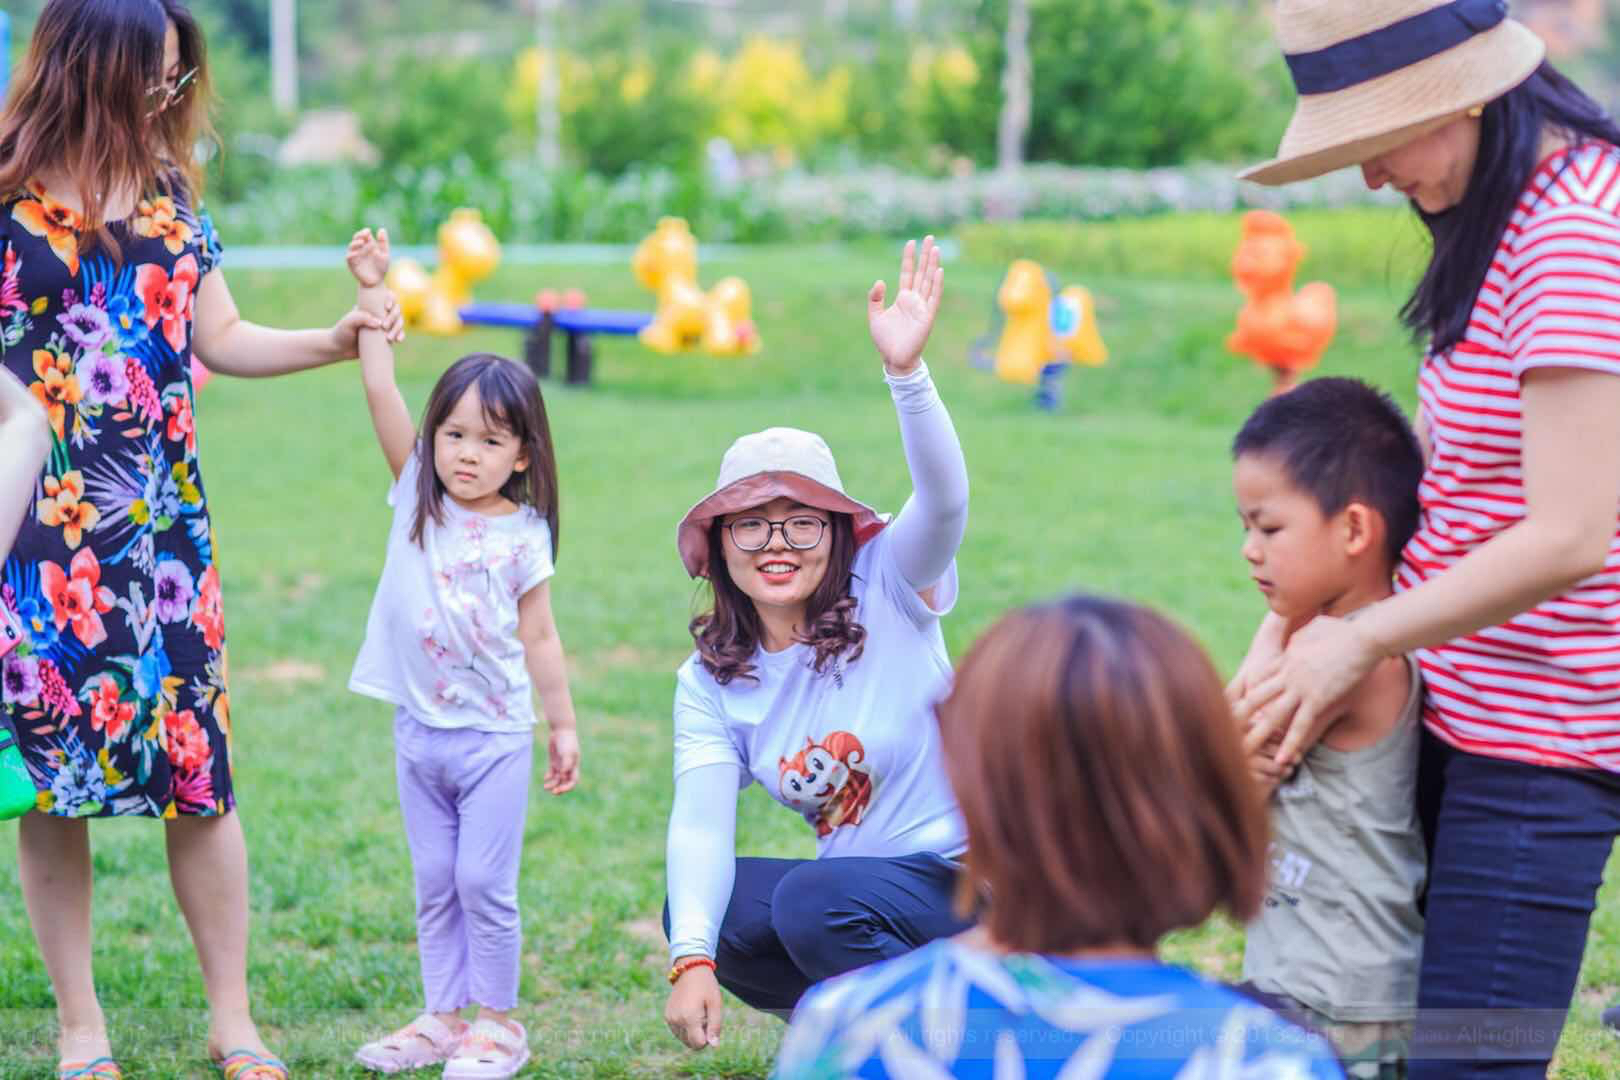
[866,237,968,594]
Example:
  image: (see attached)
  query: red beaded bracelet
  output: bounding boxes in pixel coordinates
[667,956,717,985]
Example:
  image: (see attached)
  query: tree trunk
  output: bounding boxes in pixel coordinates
[536,0,562,172]
[270,0,298,116]
[997,0,1031,175]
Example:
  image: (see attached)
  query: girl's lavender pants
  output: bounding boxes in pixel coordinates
[394,709,533,1013]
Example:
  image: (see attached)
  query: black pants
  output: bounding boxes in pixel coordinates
[1411,729,1620,1078]
[662,851,972,1014]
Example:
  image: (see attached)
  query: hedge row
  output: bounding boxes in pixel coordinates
[958,206,1435,292]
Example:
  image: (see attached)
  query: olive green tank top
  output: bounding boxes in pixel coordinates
[1242,656,1426,1022]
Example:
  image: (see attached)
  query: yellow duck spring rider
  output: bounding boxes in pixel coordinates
[386,208,503,335]
[631,218,759,356]
[973,259,1106,409]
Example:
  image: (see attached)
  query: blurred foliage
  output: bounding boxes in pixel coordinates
[0,0,1352,239]
[960,207,1434,292]
[963,0,1294,167]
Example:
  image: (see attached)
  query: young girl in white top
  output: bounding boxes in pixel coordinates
[342,229,581,1080]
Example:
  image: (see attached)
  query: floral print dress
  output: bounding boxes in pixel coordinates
[0,180,231,818]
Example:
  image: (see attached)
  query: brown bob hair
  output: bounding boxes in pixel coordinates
[690,512,866,686]
[936,594,1269,955]
[0,0,215,241]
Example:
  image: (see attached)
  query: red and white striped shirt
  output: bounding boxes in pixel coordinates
[1398,142,1620,772]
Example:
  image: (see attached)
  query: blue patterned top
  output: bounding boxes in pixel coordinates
[772,939,1346,1079]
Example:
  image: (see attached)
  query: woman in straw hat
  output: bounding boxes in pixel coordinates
[1232,2,1620,1076]
[660,237,973,1050]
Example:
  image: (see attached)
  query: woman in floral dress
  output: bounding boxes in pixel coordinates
[0,4,401,1078]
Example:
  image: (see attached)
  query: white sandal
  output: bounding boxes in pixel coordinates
[441,1018,530,1080]
[355,1014,468,1074]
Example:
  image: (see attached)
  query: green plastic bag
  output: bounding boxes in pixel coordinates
[1,607,38,819]
[0,716,36,820]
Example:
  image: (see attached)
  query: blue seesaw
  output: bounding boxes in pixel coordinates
[458,300,653,386]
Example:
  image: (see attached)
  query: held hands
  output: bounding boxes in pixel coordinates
[542,726,580,794]
[332,227,406,358]
[666,964,723,1050]
[868,235,943,377]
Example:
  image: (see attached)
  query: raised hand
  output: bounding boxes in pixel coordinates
[346,227,390,288]
[867,235,943,377]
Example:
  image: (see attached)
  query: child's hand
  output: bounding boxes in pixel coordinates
[542,727,580,794]
[867,235,943,377]
[346,227,391,288]
[1248,738,1291,796]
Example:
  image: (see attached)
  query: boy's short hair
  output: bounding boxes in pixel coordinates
[1232,377,1424,565]
[936,595,1269,954]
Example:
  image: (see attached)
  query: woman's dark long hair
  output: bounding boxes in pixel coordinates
[1407,62,1620,354]
[690,512,866,685]
[0,0,215,240]
[411,353,560,553]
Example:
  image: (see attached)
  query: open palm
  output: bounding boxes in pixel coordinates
[868,236,943,376]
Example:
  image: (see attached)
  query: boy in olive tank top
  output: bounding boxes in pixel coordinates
[1230,377,1427,1080]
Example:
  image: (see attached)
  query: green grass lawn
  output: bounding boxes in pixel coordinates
[1,231,1616,1077]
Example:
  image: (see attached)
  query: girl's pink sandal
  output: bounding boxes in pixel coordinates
[442,1018,530,1080]
[354,1014,468,1074]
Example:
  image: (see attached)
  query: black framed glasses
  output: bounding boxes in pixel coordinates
[725,514,828,552]
[146,67,198,115]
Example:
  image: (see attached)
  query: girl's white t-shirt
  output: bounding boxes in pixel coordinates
[350,452,555,732]
[673,527,968,859]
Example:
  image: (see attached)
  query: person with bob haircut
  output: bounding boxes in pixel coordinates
[1231,3,1620,1075]
[771,595,1346,1079]
[0,3,402,1079]
[661,237,973,1051]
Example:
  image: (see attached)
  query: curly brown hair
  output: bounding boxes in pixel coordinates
[0,0,216,250]
[689,512,867,685]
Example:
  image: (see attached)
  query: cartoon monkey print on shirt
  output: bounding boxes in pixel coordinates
[778,731,874,838]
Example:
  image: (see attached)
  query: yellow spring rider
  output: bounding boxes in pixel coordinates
[386,209,503,335]
[973,259,1106,409]
[631,218,759,356]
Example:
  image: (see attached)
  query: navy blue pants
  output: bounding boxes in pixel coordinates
[662,851,972,1015]
[1412,729,1620,1078]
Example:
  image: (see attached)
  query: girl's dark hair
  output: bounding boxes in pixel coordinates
[0,0,215,245]
[936,595,1269,953]
[411,353,560,552]
[1406,62,1620,354]
[690,512,866,685]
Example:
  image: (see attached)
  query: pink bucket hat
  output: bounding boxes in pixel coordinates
[677,427,887,579]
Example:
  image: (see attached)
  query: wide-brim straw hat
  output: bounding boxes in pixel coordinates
[1241,0,1545,186]
[677,427,886,579]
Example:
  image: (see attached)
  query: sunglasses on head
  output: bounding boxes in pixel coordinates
[145,66,197,116]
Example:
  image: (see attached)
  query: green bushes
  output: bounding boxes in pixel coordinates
[211,160,1406,247]
[960,208,1436,291]
[960,0,1294,168]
